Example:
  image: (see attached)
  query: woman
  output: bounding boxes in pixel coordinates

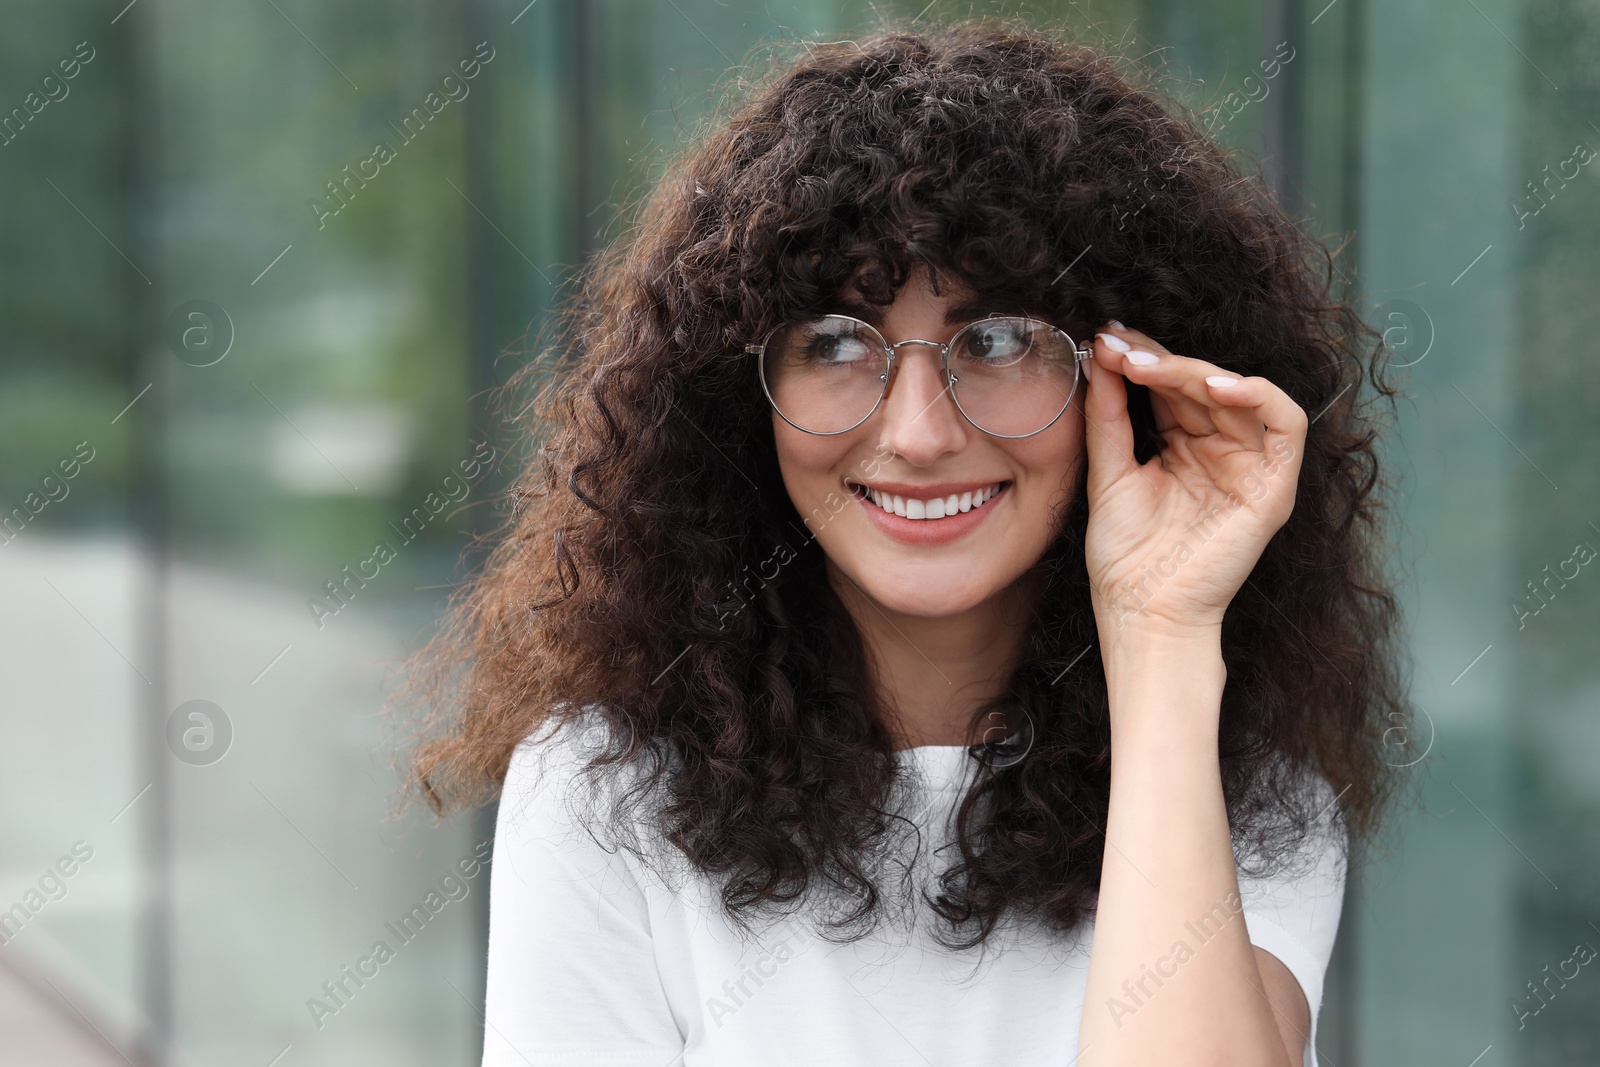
[397,17,1406,1067]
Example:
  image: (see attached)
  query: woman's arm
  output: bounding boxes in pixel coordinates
[1075,322,1316,1066]
[1077,622,1306,1067]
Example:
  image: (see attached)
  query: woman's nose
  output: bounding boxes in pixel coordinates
[878,343,968,453]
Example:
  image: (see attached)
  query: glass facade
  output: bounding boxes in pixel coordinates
[1,0,1595,1063]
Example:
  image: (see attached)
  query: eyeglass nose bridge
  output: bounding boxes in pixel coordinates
[882,337,957,388]
[870,340,960,434]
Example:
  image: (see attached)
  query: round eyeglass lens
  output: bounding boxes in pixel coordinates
[761,315,888,434]
[948,317,1080,437]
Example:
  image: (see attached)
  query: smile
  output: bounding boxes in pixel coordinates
[847,480,1011,520]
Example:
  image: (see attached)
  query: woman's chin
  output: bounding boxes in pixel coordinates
[845,568,996,620]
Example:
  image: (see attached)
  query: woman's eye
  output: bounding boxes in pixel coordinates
[965,323,1030,362]
[804,332,873,363]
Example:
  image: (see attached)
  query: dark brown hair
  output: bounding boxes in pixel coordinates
[392,16,1410,951]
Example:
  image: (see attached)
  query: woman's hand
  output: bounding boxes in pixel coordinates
[1080,322,1308,641]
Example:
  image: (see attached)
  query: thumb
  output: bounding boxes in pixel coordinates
[1082,344,1139,495]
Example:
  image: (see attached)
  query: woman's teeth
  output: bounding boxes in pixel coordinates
[857,482,1007,520]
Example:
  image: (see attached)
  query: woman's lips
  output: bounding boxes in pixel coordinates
[849,481,1011,546]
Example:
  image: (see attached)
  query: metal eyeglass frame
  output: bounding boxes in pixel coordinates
[744,313,1094,439]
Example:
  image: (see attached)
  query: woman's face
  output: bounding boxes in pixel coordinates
[772,266,1086,619]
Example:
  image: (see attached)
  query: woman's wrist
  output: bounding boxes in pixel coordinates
[1097,621,1227,745]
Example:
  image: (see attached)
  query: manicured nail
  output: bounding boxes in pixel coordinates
[1205,374,1239,388]
[1098,332,1131,353]
[1108,319,1126,329]
[1082,359,1092,381]
[1125,349,1160,365]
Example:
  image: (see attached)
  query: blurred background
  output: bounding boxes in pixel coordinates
[1,0,1596,1064]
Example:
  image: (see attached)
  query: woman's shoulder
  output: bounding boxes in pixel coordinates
[506,701,618,779]
[499,703,682,877]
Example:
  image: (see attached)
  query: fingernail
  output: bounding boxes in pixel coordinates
[1206,374,1239,388]
[1108,319,1126,329]
[1082,359,1092,381]
[1098,332,1131,353]
[1125,349,1160,365]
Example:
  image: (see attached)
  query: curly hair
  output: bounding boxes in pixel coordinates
[392,16,1412,952]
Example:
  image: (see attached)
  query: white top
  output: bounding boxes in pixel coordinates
[481,713,1347,1067]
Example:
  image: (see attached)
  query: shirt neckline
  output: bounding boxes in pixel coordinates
[893,743,980,794]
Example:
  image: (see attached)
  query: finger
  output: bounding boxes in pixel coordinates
[1098,326,1266,448]
[1203,373,1309,485]
[1098,329,1230,440]
[1081,331,1145,492]
[1149,388,1220,439]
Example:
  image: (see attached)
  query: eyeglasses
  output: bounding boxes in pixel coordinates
[745,314,1092,438]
